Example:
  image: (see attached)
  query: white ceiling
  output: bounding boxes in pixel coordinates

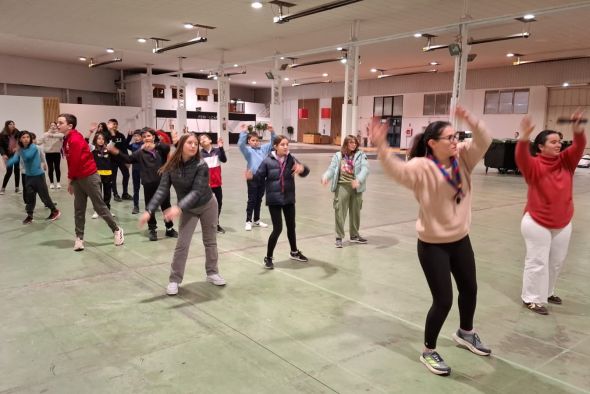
[1,0,589,88]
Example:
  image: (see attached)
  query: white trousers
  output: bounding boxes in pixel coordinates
[521,213,572,304]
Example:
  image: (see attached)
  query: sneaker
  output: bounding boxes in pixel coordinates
[114,227,124,246]
[165,228,179,238]
[91,211,98,219]
[289,250,308,262]
[149,229,158,241]
[22,215,33,225]
[206,274,227,286]
[56,183,61,189]
[122,193,133,201]
[420,351,451,376]
[523,301,549,315]
[264,256,274,270]
[0,188,5,195]
[113,194,122,202]
[74,237,84,251]
[46,210,61,221]
[111,212,116,217]
[132,206,140,214]
[350,235,368,244]
[49,183,55,189]
[15,187,20,194]
[217,225,226,234]
[335,238,343,248]
[452,329,492,356]
[245,221,252,231]
[254,220,268,228]
[166,282,179,296]
[548,295,562,305]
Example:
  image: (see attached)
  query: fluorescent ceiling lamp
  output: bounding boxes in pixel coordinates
[523,14,535,20]
[252,81,257,84]
[291,80,332,87]
[78,57,87,61]
[89,57,122,68]
[562,82,569,87]
[184,23,194,29]
[370,68,377,72]
[106,48,115,53]
[322,73,328,77]
[377,69,437,79]
[153,37,207,54]
[251,1,263,8]
[137,38,147,43]
[273,0,363,24]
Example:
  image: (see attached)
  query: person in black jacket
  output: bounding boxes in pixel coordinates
[253,135,310,269]
[107,118,132,201]
[122,128,177,241]
[0,120,21,194]
[139,133,225,295]
[89,132,118,216]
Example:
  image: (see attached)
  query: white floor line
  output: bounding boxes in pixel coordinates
[229,250,589,394]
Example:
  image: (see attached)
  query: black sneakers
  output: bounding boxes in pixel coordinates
[264,256,274,269]
[113,194,122,202]
[217,225,226,234]
[350,235,368,244]
[131,206,140,214]
[22,215,33,225]
[452,329,492,356]
[121,193,133,201]
[289,250,308,262]
[523,301,549,315]
[148,229,158,241]
[165,228,179,238]
[548,295,562,305]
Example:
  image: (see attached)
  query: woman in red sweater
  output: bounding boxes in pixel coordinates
[516,112,586,315]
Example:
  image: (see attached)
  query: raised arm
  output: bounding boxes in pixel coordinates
[321,153,340,183]
[455,106,492,171]
[562,110,587,171]
[238,131,250,160]
[515,115,537,180]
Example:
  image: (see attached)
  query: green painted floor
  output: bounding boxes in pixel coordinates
[1,144,589,393]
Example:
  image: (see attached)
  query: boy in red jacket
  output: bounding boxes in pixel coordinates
[57,113,124,251]
[199,134,227,233]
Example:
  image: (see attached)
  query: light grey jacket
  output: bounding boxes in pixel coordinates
[322,150,369,193]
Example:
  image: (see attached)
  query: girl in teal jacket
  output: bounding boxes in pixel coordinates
[321,135,369,248]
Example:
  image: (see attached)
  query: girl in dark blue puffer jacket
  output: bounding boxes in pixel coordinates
[253,135,310,269]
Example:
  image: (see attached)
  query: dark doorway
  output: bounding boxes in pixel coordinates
[383,116,402,147]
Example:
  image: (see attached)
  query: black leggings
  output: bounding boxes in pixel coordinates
[99,174,112,210]
[111,158,129,196]
[2,162,20,189]
[45,152,61,183]
[212,186,222,217]
[417,235,477,350]
[267,204,297,258]
[246,177,265,222]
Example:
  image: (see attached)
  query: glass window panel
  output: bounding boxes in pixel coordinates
[423,94,435,115]
[373,97,383,116]
[383,96,393,116]
[435,93,448,115]
[393,95,403,116]
[513,90,529,114]
[499,90,514,114]
[484,91,499,114]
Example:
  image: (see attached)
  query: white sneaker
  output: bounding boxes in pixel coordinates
[245,221,252,231]
[114,227,124,246]
[0,188,4,195]
[74,237,84,251]
[91,212,98,219]
[206,274,227,286]
[49,184,55,189]
[166,282,179,295]
[111,212,116,217]
[56,183,61,189]
[254,220,268,228]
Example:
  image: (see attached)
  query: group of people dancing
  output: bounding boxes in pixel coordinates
[0,105,585,377]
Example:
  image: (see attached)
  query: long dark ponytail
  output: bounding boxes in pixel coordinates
[409,121,451,159]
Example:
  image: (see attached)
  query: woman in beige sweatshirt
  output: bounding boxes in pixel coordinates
[372,106,492,377]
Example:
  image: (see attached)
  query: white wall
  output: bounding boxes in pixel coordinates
[60,103,143,133]
[0,54,118,93]
[0,95,44,134]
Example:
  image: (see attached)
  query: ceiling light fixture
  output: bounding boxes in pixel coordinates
[151,24,215,54]
[251,1,263,8]
[562,82,570,87]
[429,61,439,66]
[273,0,363,24]
[282,50,348,70]
[88,57,122,68]
[137,38,147,43]
[78,57,87,61]
[106,48,115,53]
[377,69,437,79]
[370,68,377,72]
[414,33,423,38]
[252,81,257,84]
[283,77,290,81]
[322,73,328,77]
[291,80,332,87]
[234,64,239,67]
[522,14,535,20]
[506,53,515,57]
[184,23,194,29]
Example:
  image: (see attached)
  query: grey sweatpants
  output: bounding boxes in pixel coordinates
[72,173,118,239]
[170,197,219,283]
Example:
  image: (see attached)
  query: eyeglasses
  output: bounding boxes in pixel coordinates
[435,133,460,142]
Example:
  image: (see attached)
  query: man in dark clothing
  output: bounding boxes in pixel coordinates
[107,118,132,201]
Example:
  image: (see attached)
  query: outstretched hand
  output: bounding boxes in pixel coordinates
[245,169,253,180]
[454,105,479,131]
[520,116,535,140]
[217,137,224,148]
[138,211,150,228]
[292,163,305,175]
[163,206,182,222]
[572,109,586,135]
[369,117,388,147]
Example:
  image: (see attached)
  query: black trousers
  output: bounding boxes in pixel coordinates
[99,174,112,210]
[417,235,477,350]
[267,204,297,258]
[2,162,20,189]
[246,177,265,222]
[143,181,172,230]
[132,166,141,207]
[45,152,61,183]
[212,186,222,218]
[111,157,129,196]
[25,174,56,215]
[21,174,27,204]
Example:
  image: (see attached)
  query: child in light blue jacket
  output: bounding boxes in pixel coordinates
[322,135,369,248]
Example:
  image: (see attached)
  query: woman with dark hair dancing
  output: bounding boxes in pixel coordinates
[372,106,492,376]
[516,112,586,315]
[0,120,21,194]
